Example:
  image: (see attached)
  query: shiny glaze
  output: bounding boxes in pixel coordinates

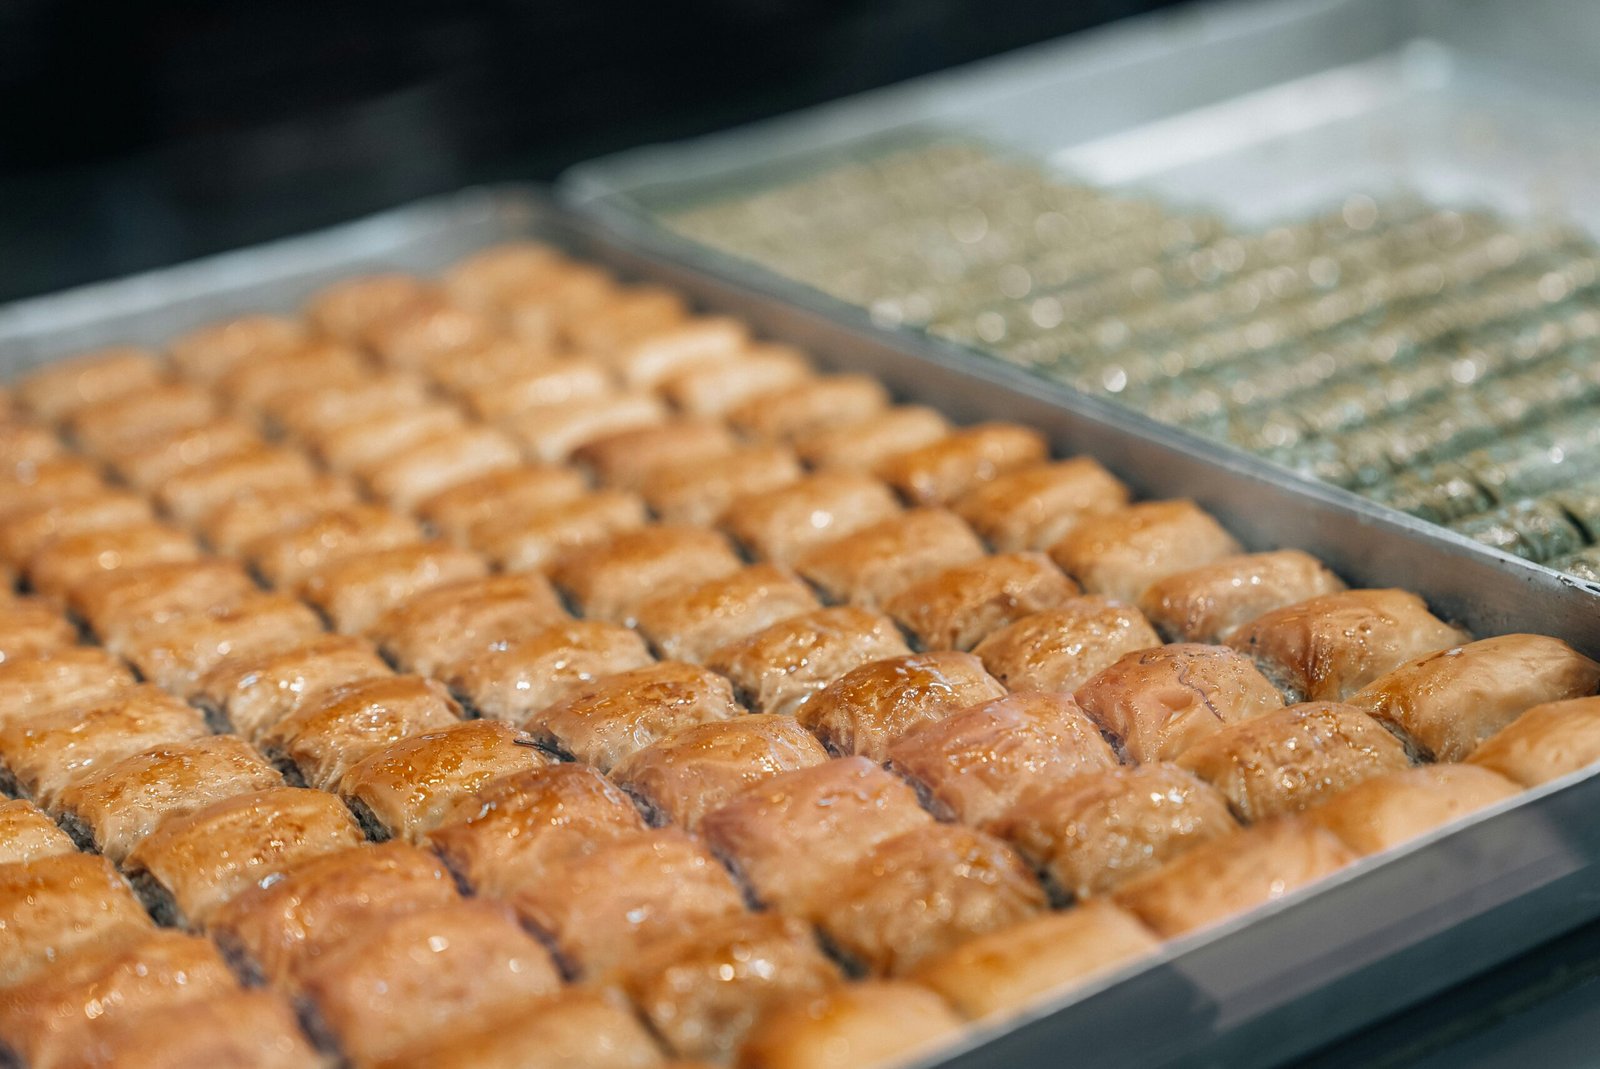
[953,457,1130,553]
[796,508,986,612]
[263,675,461,791]
[29,522,200,604]
[306,272,437,341]
[375,988,664,1069]
[1049,499,1243,604]
[0,649,135,727]
[973,597,1162,695]
[503,393,667,464]
[313,404,466,476]
[723,471,903,566]
[1469,695,1600,786]
[0,458,105,520]
[298,543,488,635]
[168,313,305,382]
[366,425,523,512]
[727,373,889,442]
[528,661,742,771]
[113,417,263,491]
[605,315,747,391]
[734,980,962,1069]
[46,987,321,1069]
[662,345,813,418]
[417,465,588,545]
[0,798,75,864]
[15,347,163,421]
[793,405,949,472]
[1075,643,1285,764]
[0,853,152,987]
[888,691,1119,827]
[364,299,497,371]
[370,573,567,678]
[216,339,370,413]
[0,490,154,566]
[635,563,822,664]
[552,525,742,627]
[1307,764,1523,855]
[246,504,421,587]
[268,372,433,442]
[611,714,829,830]
[156,445,321,527]
[706,606,911,718]
[799,651,1006,763]
[66,381,218,458]
[876,421,1048,507]
[885,551,1080,651]
[117,592,325,695]
[445,620,654,722]
[575,420,738,490]
[643,444,804,528]
[70,559,256,641]
[474,490,648,573]
[199,475,362,555]
[458,357,613,422]
[0,597,78,662]
[196,634,393,742]
[1139,549,1347,643]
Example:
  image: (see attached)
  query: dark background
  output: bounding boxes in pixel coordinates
[0,0,1182,302]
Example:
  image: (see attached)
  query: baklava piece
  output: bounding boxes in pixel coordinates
[1073,644,1285,764]
[1139,550,1347,643]
[380,988,664,1069]
[0,420,61,470]
[1307,764,1522,856]
[298,543,489,635]
[15,346,163,422]
[258,674,461,791]
[799,651,1006,762]
[611,714,830,830]
[70,558,256,642]
[605,316,747,391]
[55,735,283,861]
[0,929,238,1069]
[796,508,985,611]
[246,504,423,588]
[510,828,747,978]
[1114,817,1358,938]
[817,824,1046,976]
[417,465,588,546]
[503,393,668,464]
[794,406,949,472]
[0,596,78,662]
[28,522,200,604]
[116,592,325,695]
[1469,696,1600,787]
[215,339,371,417]
[564,283,688,353]
[706,607,911,718]
[123,786,364,930]
[297,900,562,1067]
[724,471,903,566]
[370,573,567,677]
[701,757,933,915]
[365,425,524,512]
[45,987,322,1069]
[876,422,1048,506]
[735,981,963,1069]
[552,525,742,627]
[313,403,466,476]
[1049,500,1243,603]
[1349,634,1600,762]
[454,357,613,422]
[0,853,152,986]
[997,763,1238,901]
[885,552,1080,651]
[887,691,1119,827]
[527,661,742,771]
[727,373,890,441]
[619,913,838,1061]
[306,272,437,341]
[267,372,433,443]
[1228,589,1471,702]
[1176,702,1411,822]
[475,490,648,573]
[574,420,737,490]
[199,475,363,556]
[911,902,1159,1020]
[0,647,135,727]
[0,798,76,865]
[194,634,393,740]
[634,563,821,663]
[643,445,804,528]
[427,764,646,896]
[340,720,549,842]
[209,842,458,988]
[953,458,1131,553]
[66,381,219,458]
[446,620,654,723]
[0,489,154,567]
[113,416,264,491]
[364,300,498,372]
[0,684,210,809]
[443,241,564,308]
[168,313,305,381]
[661,344,813,417]
[973,598,1162,694]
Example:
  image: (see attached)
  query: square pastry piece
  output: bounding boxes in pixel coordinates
[633,563,821,664]
[0,799,76,865]
[0,647,136,728]
[369,573,568,678]
[706,606,911,718]
[0,853,153,987]
[798,651,1006,762]
[550,525,742,628]
[874,421,1048,506]
[737,981,964,1069]
[796,508,985,611]
[1469,696,1600,787]
[1306,764,1522,855]
[447,620,654,723]
[973,597,1162,695]
[953,457,1130,553]
[194,634,393,741]
[1139,550,1346,643]
[722,471,903,566]
[1049,499,1243,603]
[884,551,1080,651]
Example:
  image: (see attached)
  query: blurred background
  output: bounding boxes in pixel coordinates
[0,0,1183,302]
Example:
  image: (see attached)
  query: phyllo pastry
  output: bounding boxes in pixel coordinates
[910,901,1159,1020]
[0,596,78,663]
[340,720,550,842]
[634,564,821,664]
[706,607,911,718]
[0,799,75,865]
[972,598,1161,694]
[15,346,164,422]
[313,404,466,476]
[116,592,325,696]
[474,490,648,574]
[1176,702,1411,821]
[216,339,370,415]
[1469,696,1600,787]
[799,651,1006,762]
[662,343,813,418]
[245,504,423,588]
[113,417,263,491]
[796,508,985,611]
[266,373,432,444]
[1306,764,1522,855]
[735,980,963,1069]
[42,987,323,1069]
[373,988,664,1069]
[55,735,283,861]
[574,420,737,490]
[0,853,153,986]
[154,445,320,526]
[1228,589,1471,702]
[997,763,1238,901]
[0,490,154,568]
[527,661,742,771]
[793,405,949,472]
[618,913,838,1061]
[953,457,1130,553]
[642,445,804,528]
[454,357,613,423]
[364,425,524,512]
[446,620,654,723]
[65,381,218,458]
[885,552,1080,651]
[1348,634,1600,761]
[209,842,459,988]
[1073,644,1285,763]
[194,634,393,740]
[0,647,135,727]
[815,824,1046,976]
[876,422,1048,506]
[307,272,437,341]
[298,543,488,635]
[604,315,747,391]
[297,900,562,1067]
[369,573,567,678]
[0,458,106,521]
[1113,817,1358,937]
[701,757,933,915]
[28,522,200,604]
[417,465,588,546]
[69,558,256,643]
[502,393,667,464]
[199,475,363,556]
[887,691,1118,827]
[726,373,889,441]
[1048,500,1242,603]
[123,786,364,929]
[610,714,830,830]
[723,471,902,566]
[168,313,305,381]
[551,525,743,627]
[1138,550,1346,643]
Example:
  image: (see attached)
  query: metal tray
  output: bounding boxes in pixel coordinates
[5,186,1600,1069]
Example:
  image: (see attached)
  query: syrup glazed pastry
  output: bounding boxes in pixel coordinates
[114,592,326,696]
[705,606,912,718]
[194,634,393,740]
[0,853,153,986]
[416,465,588,546]
[502,393,668,465]
[887,691,1119,827]
[0,648,135,727]
[798,651,1007,762]
[1346,634,1600,761]
[973,597,1162,694]
[64,381,220,458]
[795,507,986,611]
[154,444,320,526]
[446,619,655,723]
[550,525,743,627]
[167,313,306,382]
[1073,643,1286,764]
[27,521,201,604]
[70,558,257,642]
[1138,549,1348,643]
[298,542,489,635]
[875,421,1050,506]
[112,417,264,491]
[574,420,737,490]
[453,356,613,423]
[199,474,364,556]
[14,346,164,422]
[1048,499,1243,603]
[722,471,903,566]
[472,489,649,573]
[793,405,950,472]
[0,799,76,865]
[244,503,424,588]
[296,900,563,1066]
[701,757,933,916]
[952,458,1131,553]
[735,980,964,1069]
[0,489,154,568]
[725,373,889,441]
[1228,589,1472,703]
[43,987,323,1069]
[884,551,1081,651]
[642,444,805,528]
[0,596,78,662]
[1306,764,1523,855]
[633,563,822,664]
[600,315,748,391]
[365,424,525,512]
[368,572,568,677]
[661,343,815,418]
[1469,696,1600,786]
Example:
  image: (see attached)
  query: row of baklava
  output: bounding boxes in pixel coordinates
[3,239,1600,1069]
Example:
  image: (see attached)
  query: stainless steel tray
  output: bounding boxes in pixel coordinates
[6,186,1600,1069]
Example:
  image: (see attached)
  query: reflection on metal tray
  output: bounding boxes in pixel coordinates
[6,186,1600,1069]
